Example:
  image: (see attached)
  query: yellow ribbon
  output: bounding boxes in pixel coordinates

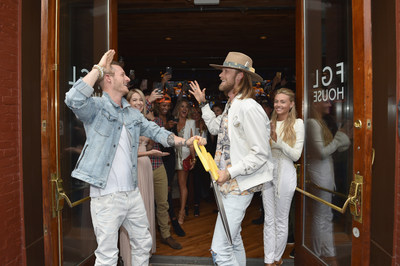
[193,140,219,181]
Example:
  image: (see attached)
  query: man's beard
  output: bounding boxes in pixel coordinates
[218,79,235,93]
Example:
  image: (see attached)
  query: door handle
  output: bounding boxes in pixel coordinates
[371,148,375,166]
[295,174,363,223]
[51,173,90,216]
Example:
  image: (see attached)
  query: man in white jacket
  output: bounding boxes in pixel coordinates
[189,52,274,265]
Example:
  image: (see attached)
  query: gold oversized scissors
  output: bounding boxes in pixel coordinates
[193,140,233,245]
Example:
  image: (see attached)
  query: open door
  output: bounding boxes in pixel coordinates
[295,0,372,265]
[41,0,117,265]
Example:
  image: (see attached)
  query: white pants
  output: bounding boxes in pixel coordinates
[211,193,253,266]
[90,189,151,266]
[263,164,296,263]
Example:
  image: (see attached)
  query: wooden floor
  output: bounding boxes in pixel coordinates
[153,194,294,260]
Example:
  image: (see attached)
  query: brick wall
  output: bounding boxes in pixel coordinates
[0,0,24,265]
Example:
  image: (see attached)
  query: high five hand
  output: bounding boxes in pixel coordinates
[189,80,206,103]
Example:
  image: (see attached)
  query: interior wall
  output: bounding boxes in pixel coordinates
[22,0,44,265]
[371,0,396,264]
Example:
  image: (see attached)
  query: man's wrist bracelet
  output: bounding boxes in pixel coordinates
[198,100,208,108]
[184,138,190,147]
[179,139,188,147]
[92,64,104,79]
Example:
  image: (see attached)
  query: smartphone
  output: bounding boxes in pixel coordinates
[154,88,163,94]
[165,67,172,75]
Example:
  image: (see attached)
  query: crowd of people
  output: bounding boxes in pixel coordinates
[65,49,348,266]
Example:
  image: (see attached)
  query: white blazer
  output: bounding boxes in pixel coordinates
[201,95,274,191]
[181,119,196,159]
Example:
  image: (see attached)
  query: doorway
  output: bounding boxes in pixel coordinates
[40,0,377,265]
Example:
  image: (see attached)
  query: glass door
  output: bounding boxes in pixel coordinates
[295,0,372,265]
[54,0,110,265]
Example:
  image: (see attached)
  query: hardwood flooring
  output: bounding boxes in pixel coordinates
[153,194,294,260]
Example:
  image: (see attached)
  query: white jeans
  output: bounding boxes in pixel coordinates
[211,193,253,266]
[263,165,296,263]
[90,189,151,266]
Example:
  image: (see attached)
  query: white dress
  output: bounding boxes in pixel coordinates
[263,119,304,263]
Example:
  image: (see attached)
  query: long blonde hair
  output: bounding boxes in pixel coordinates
[126,89,147,116]
[235,71,255,99]
[310,101,333,146]
[172,98,192,119]
[271,88,297,147]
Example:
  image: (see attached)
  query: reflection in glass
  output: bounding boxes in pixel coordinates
[303,0,353,265]
[59,0,108,265]
[306,101,351,264]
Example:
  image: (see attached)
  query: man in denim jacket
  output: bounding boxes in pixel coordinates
[65,50,205,266]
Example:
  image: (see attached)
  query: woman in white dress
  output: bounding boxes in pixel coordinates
[263,88,304,266]
[119,89,168,265]
[172,98,196,225]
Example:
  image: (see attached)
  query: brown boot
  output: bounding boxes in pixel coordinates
[161,236,182,250]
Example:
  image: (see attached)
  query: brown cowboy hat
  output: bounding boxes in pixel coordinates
[210,52,263,82]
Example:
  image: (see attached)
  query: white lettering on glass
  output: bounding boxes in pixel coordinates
[68,66,89,86]
[312,61,345,102]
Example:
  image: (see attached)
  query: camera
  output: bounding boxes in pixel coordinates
[155,89,163,94]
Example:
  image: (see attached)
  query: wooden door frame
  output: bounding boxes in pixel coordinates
[294,0,373,265]
[40,0,118,265]
[351,0,372,264]
[41,0,59,264]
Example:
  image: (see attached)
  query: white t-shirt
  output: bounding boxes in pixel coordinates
[90,125,134,197]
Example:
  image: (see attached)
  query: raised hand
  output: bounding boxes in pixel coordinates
[189,80,206,103]
[148,89,164,103]
[98,49,115,74]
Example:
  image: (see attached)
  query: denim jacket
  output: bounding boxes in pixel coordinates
[65,79,172,188]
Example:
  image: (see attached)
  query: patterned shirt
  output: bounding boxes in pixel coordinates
[215,100,262,195]
[149,116,165,170]
[144,99,164,170]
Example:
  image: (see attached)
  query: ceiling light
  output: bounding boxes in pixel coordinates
[165,37,172,41]
[194,0,220,5]
[260,36,267,40]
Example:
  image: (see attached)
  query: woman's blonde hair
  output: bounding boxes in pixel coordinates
[172,98,192,119]
[126,89,147,116]
[271,88,297,147]
[310,100,333,146]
